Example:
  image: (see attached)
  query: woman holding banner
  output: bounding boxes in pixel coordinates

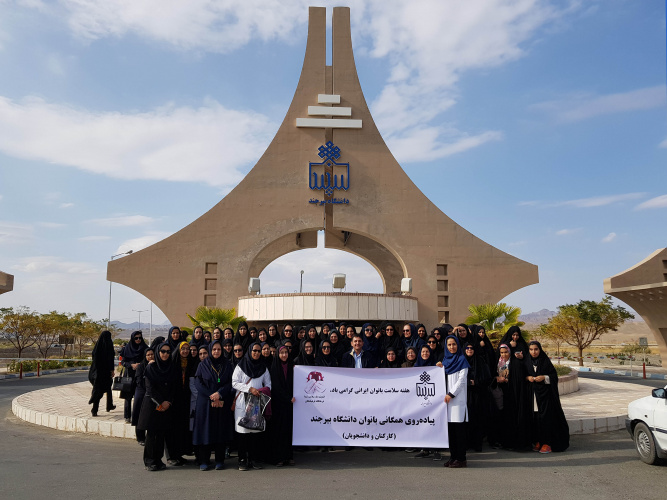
[443,335,469,468]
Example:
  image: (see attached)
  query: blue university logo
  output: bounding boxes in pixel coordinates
[309,141,350,197]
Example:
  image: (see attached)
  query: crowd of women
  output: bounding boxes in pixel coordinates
[87,320,569,471]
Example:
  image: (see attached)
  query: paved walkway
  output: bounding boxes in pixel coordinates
[11,377,658,440]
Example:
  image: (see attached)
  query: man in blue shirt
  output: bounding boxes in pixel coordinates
[340,333,373,368]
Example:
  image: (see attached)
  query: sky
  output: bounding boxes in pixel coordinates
[0,0,665,327]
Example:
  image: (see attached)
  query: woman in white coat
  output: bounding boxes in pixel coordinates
[443,335,470,468]
[232,341,271,471]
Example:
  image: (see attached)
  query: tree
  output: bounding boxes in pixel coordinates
[34,312,61,358]
[465,302,524,339]
[74,317,106,357]
[537,322,569,361]
[544,297,634,366]
[0,306,39,358]
[186,306,246,332]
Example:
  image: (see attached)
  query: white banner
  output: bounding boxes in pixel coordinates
[292,366,448,447]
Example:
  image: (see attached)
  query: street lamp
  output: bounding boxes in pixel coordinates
[300,270,304,293]
[133,309,147,331]
[107,250,133,328]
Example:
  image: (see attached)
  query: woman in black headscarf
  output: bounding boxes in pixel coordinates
[131,347,154,446]
[498,326,528,361]
[233,321,252,352]
[380,347,401,368]
[168,341,195,464]
[362,323,381,368]
[119,330,148,423]
[88,330,116,416]
[488,343,530,451]
[379,322,402,359]
[415,345,436,367]
[138,341,177,471]
[315,340,338,367]
[471,325,496,375]
[426,335,444,363]
[267,323,280,346]
[191,326,206,348]
[269,344,295,466]
[167,326,185,350]
[221,339,233,361]
[524,341,569,453]
[443,335,470,468]
[280,323,295,343]
[305,325,319,354]
[294,339,316,366]
[193,340,234,470]
[328,330,346,366]
[232,343,245,367]
[260,342,273,369]
[463,342,492,452]
[232,341,272,471]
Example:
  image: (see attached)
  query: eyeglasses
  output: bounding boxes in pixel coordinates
[135,337,143,340]
[251,349,261,353]
[427,341,437,344]
[365,328,373,331]
[284,329,292,333]
[233,349,243,352]
[465,347,474,350]
[322,346,331,350]
[403,329,411,333]
[159,349,171,354]
[385,328,394,332]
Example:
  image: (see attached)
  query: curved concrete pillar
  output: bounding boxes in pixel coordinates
[108,7,538,327]
[604,248,667,363]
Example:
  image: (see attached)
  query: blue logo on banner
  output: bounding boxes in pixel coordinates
[309,141,350,197]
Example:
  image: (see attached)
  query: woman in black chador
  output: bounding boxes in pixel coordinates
[463,342,492,452]
[119,330,148,423]
[88,330,116,416]
[269,344,296,466]
[488,343,530,450]
[131,347,155,445]
[193,340,234,470]
[138,341,177,471]
[524,341,569,453]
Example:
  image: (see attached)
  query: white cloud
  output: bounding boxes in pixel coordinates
[78,235,112,242]
[659,138,667,148]
[87,215,156,226]
[59,0,312,52]
[59,202,74,208]
[115,231,171,254]
[38,222,66,228]
[555,228,581,236]
[0,221,33,244]
[13,1,574,165]
[525,192,646,209]
[635,194,667,210]
[0,96,276,188]
[601,232,616,243]
[532,85,667,123]
[12,255,101,275]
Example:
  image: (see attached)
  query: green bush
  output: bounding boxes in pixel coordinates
[555,365,571,376]
[7,359,91,373]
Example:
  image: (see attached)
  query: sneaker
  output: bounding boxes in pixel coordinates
[432,452,442,461]
[539,444,552,454]
[404,448,416,453]
[215,462,225,470]
[168,458,186,467]
[443,459,452,468]
[238,462,249,471]
[200,464,212,471]
[248,462,263,470]
[414,450,431,458]
[137,441,145,447]
[225,447,231,459]
[125,418,131,424]
[532,442,541,452]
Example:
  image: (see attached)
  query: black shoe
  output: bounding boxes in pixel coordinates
[125,418,131,424]
[449,460,467,468]
[414,450,431,458]
[248,461,263,470]
[146,463,166,472]
[106,405,116,412]
[91,409,97,417]
[168,458,186,467]
[238,461,249,471]
[443,459,452,468]
[215,462,225,470]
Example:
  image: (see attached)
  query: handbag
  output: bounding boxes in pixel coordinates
[231,377,252,411]
[491,385,504,410]
[238,392,271,431]
[112,367,133,397]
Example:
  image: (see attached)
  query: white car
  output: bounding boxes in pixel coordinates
[626,384,667,465]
